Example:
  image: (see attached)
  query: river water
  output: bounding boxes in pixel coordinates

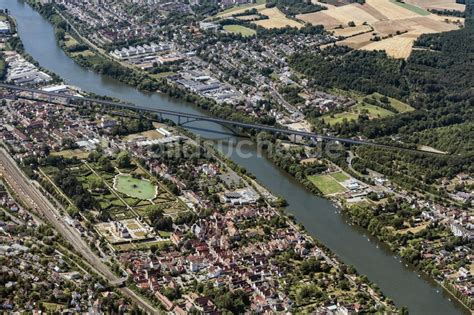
[1,1,466,314]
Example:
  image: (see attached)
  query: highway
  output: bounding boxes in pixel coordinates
[0,148,159,314]
[0,83,442,155]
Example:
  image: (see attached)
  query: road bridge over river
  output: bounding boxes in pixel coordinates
[0,83,438,155]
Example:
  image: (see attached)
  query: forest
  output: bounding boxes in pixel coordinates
[265,0,326,15]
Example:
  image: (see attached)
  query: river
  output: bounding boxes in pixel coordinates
[1,1,466,314]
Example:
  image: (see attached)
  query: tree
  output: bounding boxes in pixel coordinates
[99,156,114,172]
[300,257,321,275]
[116,151,131,168]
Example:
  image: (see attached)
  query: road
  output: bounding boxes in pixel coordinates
[0,148,159,314]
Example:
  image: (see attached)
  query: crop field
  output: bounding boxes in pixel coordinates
[298,0,463,58]
[404,0,465,11]
[365,0,420,19]
[389,0,430,16]
[253,8,304,29]
[325,4,380,24]
[308,174,346,195]
[333,25,372,37]
[223,24,256,36]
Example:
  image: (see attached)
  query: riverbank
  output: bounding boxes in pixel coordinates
[2,1,468,313]
[26,0,271,131]
[264,139,473,313]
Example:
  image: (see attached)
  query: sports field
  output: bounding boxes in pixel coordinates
[308,174,346,195]
[330,172,350,182]
[114,175,157,200]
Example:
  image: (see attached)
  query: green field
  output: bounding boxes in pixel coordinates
[370,93,414,113]
[354,103,395,118]
[320,112,359,125]
[223,24,256,37]
[330,172,350,182]
[114,175,157,200]
[308,175,346,195]
[390,0,430,16]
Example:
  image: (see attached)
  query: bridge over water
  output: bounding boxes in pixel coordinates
[0,83,438,155]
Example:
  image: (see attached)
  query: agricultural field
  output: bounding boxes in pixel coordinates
[332,24,373,37]
[253,7,304,29]
[223,24,257,36]
[308,174,347,195]
[297,0,463,58]
[389,0,430,16]
[114,175,157,200]
[404,0,465,11]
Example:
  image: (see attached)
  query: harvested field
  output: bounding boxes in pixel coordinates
[254,8,303,29]
[311,0,463,58]
[359,3,388,20]
[337,32,374,49]
[365,0,420,20]
[412,15,462,32]
[429,14,464,24]
[297,11,342,29]
[361,32,419,59]
[372,19,412,36]
[333,24,372,37]
[324,4,379,25]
